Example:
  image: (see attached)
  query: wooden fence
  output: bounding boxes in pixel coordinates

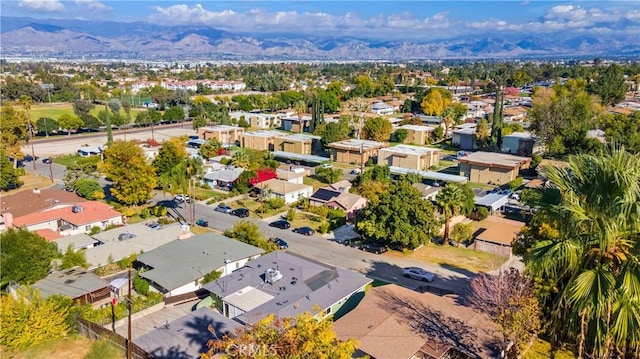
[163,288,209,306]
[76,317,151,359]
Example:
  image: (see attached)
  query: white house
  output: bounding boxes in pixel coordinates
[256,178,313,204]
[371,102,396,115]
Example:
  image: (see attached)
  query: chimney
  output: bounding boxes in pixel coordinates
[3,212,14,228]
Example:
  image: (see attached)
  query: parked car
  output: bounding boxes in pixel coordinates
[402,267,435,282]
[319,163,333,169]
[214,204,233,213]
[270,237,289,249]
[196,219,209,227]
[292,226,315,236]
[359,244,387,254]
[269,220,291,229]
[350,168,363,175]
[42,158,52,164]
[118,232,136,241]
[174,194,191,203]
[231,208,249,218]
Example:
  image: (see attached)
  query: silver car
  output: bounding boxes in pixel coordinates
[402,267,435,282]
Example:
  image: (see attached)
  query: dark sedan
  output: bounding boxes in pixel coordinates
[292,226,315,236]
[359,244,388,254]
[269,220,291,229]
[231,208,250,218]
[270,237,289,249]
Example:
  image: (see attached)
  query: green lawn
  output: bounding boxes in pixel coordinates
[52,154,85,167]
[288,212,324,229]
[303,176,328,190]
[28,103,145,122]
[194,187,228,201]
[522,339,576,359]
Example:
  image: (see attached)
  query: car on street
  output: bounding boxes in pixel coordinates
[269,237,289,249]
[214,204,233,214]
[231,208,250,218]
[269,220,291,229]
[292,226,315,236]
[196,219,209,227]
[174,194,191,203]
[359,244,388,254]
[42,158,52,164]
[402,267,435,282]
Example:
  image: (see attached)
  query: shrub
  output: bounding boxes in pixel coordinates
[508,177,524,191]
[451,223,474,245]
[139,208,150,219]
[307,205,329,218]
[132,274,149,296]
[119,253,137,269]
[318,222,330,234]
[152,205,167,217]
[286,208,296,221]
[266,197,285,210]
[475,207,489,221]
[201,270,222,285]
[88,226,101,235]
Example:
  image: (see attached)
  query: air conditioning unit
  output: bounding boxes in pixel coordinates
[264,268,283,284]
[72,205,83,213]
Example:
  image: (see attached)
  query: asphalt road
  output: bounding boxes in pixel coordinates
[155,194,473,295]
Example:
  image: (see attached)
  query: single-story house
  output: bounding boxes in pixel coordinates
[416,115,444,125]
[500,132,542,157]
[327,139,388,165]
[273,133,323,155]
[276,168,307,184]
[137,232,264,297]
[502,106,528,122]
[255,178,313,204]
[378,144,440,171]
[371,102,396,115]
[135,307,242,359]
[33,266,112,306]
[10,201,123,237]
[0,188,87,218]
[474,193,510,214]
[203,251,371,325]
[241,130,283,151]
[473,216,525,257]
[77,146,103,157]
[197,125,244,144]
[203,167,245,191]
[458,152,531,185]
[334,284,499,359]
[412,183,441,202]
[309,183,367,220]
[396,124,435,145]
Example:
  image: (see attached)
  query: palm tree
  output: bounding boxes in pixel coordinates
[435,183,472,242]
[442,106,456,138]
[526,148,640,358]
[294,100,307,133]
[232,149,251,169]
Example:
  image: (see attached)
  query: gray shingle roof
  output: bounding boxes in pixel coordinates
[137,233,264,292]
[135,307,241,358]
[203,251,371,325]
[33,267,110,300]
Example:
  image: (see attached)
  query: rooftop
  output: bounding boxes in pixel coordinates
[203,167,245,183]
[474,193,509,210]
[33,266,110,300]
[257,178,312,195]
[458,151,531,169]
[203,251,371,325]
[271,151,329,164]
[398,124,435,132]
[381,144,439,156]
[475,216,526,246]
[137,233,264,292]
[504,131,535,139]
[276,133,322,141]
[327,139,388,151]
[1,189,87,218]
[200,125,244,132]
[389,166,468,183]
[242,130,284,138]
[12,201,122,228]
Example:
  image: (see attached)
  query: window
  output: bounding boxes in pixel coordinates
[324,307,331,316]
[85,225,91,231]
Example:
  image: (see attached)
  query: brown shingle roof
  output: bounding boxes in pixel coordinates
[1,189,87,218]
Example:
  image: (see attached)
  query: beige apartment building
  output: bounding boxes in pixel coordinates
[327,139,388,165]
[397,124,435,145]
[273,133,322,155]
[198,125,245,144]
[241,130,283,151]
[378,144,440,171]
[458,151,531,184]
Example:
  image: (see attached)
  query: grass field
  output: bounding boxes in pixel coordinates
[0,335,101,359]
[28,103,145,122]
[387,242,507,273]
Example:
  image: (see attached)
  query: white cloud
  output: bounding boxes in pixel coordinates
[74,0,111,12]
[146,3,639,39]
[18,0,64,12]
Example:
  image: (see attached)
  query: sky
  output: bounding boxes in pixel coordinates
[2,1,639,40]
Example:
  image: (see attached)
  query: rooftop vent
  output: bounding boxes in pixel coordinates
[33,188,41,195]
[72,205,83,213]
[265,268,283,284]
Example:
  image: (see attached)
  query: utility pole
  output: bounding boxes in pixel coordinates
[360,142,365,174]
[127,268,132,359]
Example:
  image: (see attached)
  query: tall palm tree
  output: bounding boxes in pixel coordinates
[294,100,307,133]
[435,183,472,242]
[232,149,251,169]
[526,148,640,358]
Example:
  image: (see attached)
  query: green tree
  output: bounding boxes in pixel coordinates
[74,177,105,200]
[525,148,640,357]
[320,118,350,146]
[201,269,222,285]
[72,99,94,118]
[589,64,626,106]
[436,183,475,242]
[357,180,439,250]
[203,312,358,359]
[100,141,157,205]
[199,138,222,159]
[60,244,89,269]
[0,104,29,167]
[224,221,278,252]
[363,117,392,142]
[152,138,189,178]
[36,117,58,135]
[394,128,408,143]
[57,113,83,136]
[0,150,20,191]
[450,222,473,246]
[163,105,185,122]
[352,75,375,97]
[475,118,491,147]
[314,166,343,184]
[63,156,100,192]
[192,115,208,130]
[0,228,58,285]
[420,88,453,116]
[132,273,150,296]
[0,288,70,351]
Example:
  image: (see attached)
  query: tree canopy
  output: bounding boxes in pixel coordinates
[363,116,392,142]
[224,221,278,252]
[0,105,29,165]
[589,64,626,107]
[1,228,58,285]
[100,141,157,205]
[0,150,20,191]
[357,180,439,249]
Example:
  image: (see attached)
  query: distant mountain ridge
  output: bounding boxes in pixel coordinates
[1,16,639,60]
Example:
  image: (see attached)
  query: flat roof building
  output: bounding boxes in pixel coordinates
[396,125,435,145]
[327,139,388,165]
[378,144,440,171]
[197,125,244,144]
[458,151,531,185]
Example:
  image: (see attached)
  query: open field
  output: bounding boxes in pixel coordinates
[0,335,108,359]
[387,242,507,273]
[28,102,145,122]
[1,172,55,196]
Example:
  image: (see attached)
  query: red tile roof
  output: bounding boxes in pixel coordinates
[13,201,122,228]
[34,229,63,241]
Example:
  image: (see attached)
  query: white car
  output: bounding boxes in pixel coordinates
[174,194,191,203]
[319,163,333,169]
[402,267,435,282]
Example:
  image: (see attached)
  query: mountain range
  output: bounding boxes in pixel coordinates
[1,17,639,60]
